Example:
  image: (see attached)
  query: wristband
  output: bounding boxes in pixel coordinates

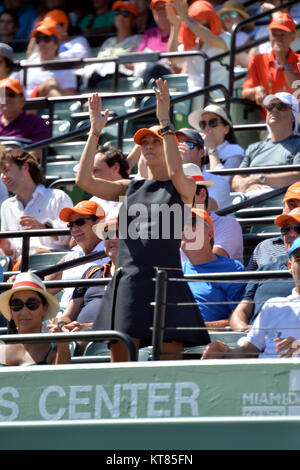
[158,124,175,136]
[90,131,100,138]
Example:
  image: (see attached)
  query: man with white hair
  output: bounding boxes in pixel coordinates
[232,91,300,195]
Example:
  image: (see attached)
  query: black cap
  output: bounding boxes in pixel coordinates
[175,128,204,147]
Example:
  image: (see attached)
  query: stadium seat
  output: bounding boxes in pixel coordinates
[26,252,70,272]
[48,141,86,160]
[91,76,144,92]
[51,120,72,137]
[46,161,78,179]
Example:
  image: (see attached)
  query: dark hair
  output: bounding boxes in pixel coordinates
[96,144,130,179]
[0,149,45,186]
[219,109,237,144]
[195,185,209,209]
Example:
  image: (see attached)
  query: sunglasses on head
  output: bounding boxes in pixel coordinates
[199,117,222,130]
[67,216,97,230]
[280,223,300,236]
[265,102,290,112]
[36,34,56,44]
[114,10,133,17]
[9,297,42,312]
[221,11,238,20]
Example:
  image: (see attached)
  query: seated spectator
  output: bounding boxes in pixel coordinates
[85,1,141,88]
[28,9,92,60]
[79,0,116,36]
[54,211,119,335]
[217,1,253,68]
[134,0,173,85]
[45,200,109,313]
[182,163,244,263]
[241,12,300,108]
[12,18,77,98]
[0,149,72,266]
[175,127,231,210]
[247,181,300,270]
[0,0,37,40]
[0,272,70,365]
[229,206,300,331]
[0,78,50,160]
[232,92,300,197]
[181,208,245,330]
[202,237,300,359]
[167,0,231,91]
[0,44,15,80]
[188,105,244,185]
[0,9,19,42]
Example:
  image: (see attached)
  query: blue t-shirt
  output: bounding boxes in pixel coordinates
[182,255,246,322]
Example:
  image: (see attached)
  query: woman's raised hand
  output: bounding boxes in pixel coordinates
[153,78,170,124]
[88,93,109,134]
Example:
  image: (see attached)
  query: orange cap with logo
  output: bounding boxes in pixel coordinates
[59,200,105,222]
[267,12,296,32]
[45,9,70,25]
[112,1,139,17]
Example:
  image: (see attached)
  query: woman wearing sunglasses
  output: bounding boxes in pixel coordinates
[218,1,253,68]
[188,104,244,184]
[84,1,141,89]
[0,272,70,366]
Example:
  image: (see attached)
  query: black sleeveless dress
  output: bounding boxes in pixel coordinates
[93,179,210,346]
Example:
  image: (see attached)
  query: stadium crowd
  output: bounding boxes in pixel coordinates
[0,0,300,364]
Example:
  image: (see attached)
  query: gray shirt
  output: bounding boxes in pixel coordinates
[240,135,300,168]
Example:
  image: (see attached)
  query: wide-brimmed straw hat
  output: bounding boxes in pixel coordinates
[0,272,60,321]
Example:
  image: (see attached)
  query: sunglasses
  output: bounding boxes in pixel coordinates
[199,117,222,130]
[221,11,238,20]
[265,102,291,112]
[10,297,42,312]
[185,141,200,149]
[114,10,133,17]
[67,216,97,230]
[280,224,300,236]
[36,35,57,44]
[6,90,21,98]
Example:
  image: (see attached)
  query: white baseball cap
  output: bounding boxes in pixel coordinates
[183,163,215,187]
[263,92,299,134]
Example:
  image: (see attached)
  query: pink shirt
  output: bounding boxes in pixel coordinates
[137,27,169,53]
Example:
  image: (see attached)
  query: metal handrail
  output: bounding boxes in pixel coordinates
[0,330,137,362]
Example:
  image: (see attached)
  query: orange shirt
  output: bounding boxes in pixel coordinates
[242,48,300,94]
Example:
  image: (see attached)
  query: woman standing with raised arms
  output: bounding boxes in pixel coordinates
[76,78,210,362]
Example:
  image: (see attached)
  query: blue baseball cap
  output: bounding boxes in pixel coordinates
[288,237,300,258]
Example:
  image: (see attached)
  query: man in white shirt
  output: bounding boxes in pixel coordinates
[0,149,73,264]
[202,236,300,360]
[46,199,109,312]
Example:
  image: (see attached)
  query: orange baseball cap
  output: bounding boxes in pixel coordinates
[275,207,300,227]
[0,77,24,95]
[112,1,139,17]
[134,125,178,145]
[45,9,70,25]
[31,17,61,39]
[283,182,300,203]
[59,200,105,222]
[150,0,172,10]
[267,12,296,32]
[191,208,214,235]
[133,125,163,145]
